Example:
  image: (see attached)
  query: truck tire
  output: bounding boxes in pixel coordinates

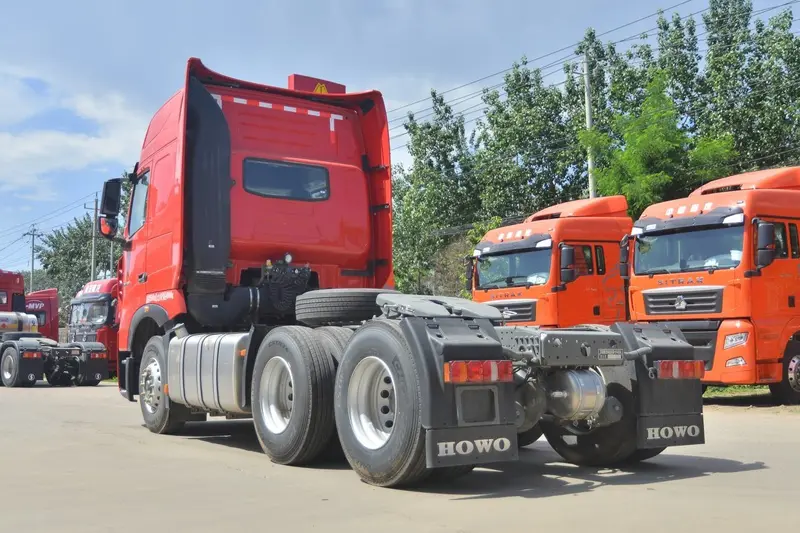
[76,375,101,387]
[334,319,429,488]
[312,326,354,459]
[1,347,35,388]
[296,289,395,327]
[139,336,196,434]
[769,351,800,405]
[622,447,666,464]
[517,424,544,447]
[251,326,337,465]
[539,382,638,467]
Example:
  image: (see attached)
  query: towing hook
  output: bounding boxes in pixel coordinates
[623,345,658,379]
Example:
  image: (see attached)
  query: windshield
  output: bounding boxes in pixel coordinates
[634,225,745,275]
[476,249,551,289]
[69,301,109,326]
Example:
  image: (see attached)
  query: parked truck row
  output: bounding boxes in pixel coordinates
[79,58,710,488]
[469,167,800,405]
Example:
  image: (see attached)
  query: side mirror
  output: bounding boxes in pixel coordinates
[619,234,631,278]
[98,216,119,240]
[755,221,776,269]
[464,257,475,293]
[560,245,576,284]
[100,178,122,217]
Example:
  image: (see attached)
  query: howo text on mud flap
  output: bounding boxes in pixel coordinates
[0,312,109,388]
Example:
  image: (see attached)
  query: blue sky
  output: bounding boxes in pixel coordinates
[0,0,785,272]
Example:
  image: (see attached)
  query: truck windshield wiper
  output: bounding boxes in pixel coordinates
[646,267,674,278]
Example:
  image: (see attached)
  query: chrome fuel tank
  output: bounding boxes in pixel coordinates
[166,332,250,414]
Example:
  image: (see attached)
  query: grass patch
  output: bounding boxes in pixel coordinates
[103,376,118,383]
[704,384,769,398]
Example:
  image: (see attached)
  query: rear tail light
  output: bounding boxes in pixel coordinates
[443,360,513,384]
[90,352,107,360]
[22,351,42,359]
[655,360,705,380]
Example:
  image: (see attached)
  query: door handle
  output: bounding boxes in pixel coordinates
[138,273,147,283]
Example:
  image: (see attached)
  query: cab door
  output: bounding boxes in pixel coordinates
[596,242,627,323]
[118,168,151,352]
[558,242,602,326]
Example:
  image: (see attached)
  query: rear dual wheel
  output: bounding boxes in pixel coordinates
[1,347,36,388]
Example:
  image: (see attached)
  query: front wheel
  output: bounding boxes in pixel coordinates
[769,352,800,405]
[139,336,195,434]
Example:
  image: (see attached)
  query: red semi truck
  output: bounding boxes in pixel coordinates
[68,279,119,376]
[95,58,705,487]
[25,288,59,342]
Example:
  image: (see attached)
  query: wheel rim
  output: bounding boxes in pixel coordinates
[788,355,800,393]
[347,356,396,450]
[139,358,163,414]
[260,357,294,434]
[2,354,13,381]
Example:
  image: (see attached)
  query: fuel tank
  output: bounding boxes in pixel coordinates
[0,312,39,334]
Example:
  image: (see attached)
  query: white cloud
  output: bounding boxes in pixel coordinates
[0,70,148,201]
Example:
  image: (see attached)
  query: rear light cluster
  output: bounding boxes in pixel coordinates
[22,351,42,359]
[655,360,705,380]
[90,352,107,360]
[443,360,513,384]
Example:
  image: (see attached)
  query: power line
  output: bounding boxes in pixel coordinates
[387,0,699,117]
[388,0,798,132]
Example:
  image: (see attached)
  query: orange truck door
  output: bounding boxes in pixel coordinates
[559,243,602,326]
[596,243,627,323]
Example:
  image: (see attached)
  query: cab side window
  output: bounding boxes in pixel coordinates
[573,245,594,276]
[773,222,788,259]
[595,245,606,275]
[127,170,150,237]
[789,223,799,259]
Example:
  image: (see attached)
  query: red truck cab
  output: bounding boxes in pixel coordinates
[0,270,26,313]
[470,196,632,327]
[25,288,59,342]
[96,58,392,388]
[68,279,119,376]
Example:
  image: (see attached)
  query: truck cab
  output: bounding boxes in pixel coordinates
[470,196,632,327]
[68,279,119,376]
[25,288,59,342]
[0,270,26,314]
[626,166,800,404]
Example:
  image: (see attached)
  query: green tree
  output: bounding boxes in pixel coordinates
[582,72,736,218]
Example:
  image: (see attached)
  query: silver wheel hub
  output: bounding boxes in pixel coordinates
[140,359,163,414]
[2,354,14,381]
[347,356,396,450]
[260,357,294,434]
[788,355,800,393]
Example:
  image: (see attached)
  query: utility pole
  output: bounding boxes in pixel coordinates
[23,226,42,292]
[109,241,114,279]
[582,52,596,199]
[84,193,98,281]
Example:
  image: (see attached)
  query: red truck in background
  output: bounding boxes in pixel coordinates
[0,270,26,313]
[68,278,119,376]
[25,288,59,342]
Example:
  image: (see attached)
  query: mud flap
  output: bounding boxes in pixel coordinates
[425,423,519,468]
[637,413,705,448]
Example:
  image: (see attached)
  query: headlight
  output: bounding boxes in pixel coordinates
[284,253,293,264]
[723,332,748,349]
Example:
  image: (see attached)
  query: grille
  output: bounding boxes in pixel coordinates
[485,299,536,322]
[643,287,723,315]
[68,330,97,343]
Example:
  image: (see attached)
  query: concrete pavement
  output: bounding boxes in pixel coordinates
[0,383,796,533]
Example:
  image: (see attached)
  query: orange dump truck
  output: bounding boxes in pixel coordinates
[625,166,800,404]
